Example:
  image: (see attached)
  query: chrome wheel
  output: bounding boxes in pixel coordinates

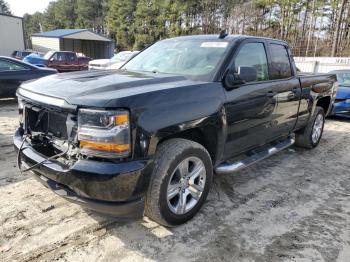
[312,113,324,144]
[166,156,206,215]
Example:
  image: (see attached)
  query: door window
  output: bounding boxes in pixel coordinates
[51,53,66,61]
[234,42,269,82]
[0,60,28,71]
[65,53,76,61]
[269,44,292,79]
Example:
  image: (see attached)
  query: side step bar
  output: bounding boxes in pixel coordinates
[215,135,295,175]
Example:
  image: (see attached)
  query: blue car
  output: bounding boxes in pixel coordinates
[23,53,46,67]
[330,70,350,117]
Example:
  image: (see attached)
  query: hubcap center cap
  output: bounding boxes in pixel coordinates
[180,178,189,188]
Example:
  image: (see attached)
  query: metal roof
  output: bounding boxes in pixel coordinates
[32,29,88,38]
[32,29,111,42]
[0,13,23,20]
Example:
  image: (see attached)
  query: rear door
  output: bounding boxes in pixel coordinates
[65,53,78,71]
[223,39,280,159]
[266,42,301,136]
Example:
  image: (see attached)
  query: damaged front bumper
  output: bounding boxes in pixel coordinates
[14,129,153,219]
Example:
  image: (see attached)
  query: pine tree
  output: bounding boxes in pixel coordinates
[76,0,107,31]
[0,0,11,15]
[133,0,165,50]
[106,0,138,50]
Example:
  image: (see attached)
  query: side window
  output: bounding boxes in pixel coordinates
[234,42,269,82]
[57,53,66,61]
[51,53,65,61]
[51,53,58,61]
[66,53,75,61]
[269,44,292,79]
[0,60,28,71]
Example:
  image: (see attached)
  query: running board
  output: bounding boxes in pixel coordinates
[215,135,295,175]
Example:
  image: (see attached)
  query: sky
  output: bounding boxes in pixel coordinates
[7,0,54,17]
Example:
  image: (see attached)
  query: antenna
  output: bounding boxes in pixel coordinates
[219,30,228,39]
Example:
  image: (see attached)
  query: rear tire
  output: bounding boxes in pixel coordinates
[295,106,325,149]
[145,138,213,227]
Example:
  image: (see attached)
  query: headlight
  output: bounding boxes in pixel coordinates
[346,99,350,104]
[78,109,130,158]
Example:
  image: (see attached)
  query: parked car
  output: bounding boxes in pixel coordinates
[329,70,350,117]
[0,56,57,98]
[14,35,337,226]
[23,53,46,67]
[89,51,139,70]
[23,51,91,72]
[11,50,36,60]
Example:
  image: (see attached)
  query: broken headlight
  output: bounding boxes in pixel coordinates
[78,109,130,158]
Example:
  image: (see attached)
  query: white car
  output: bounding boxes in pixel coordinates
[88,51,139,70]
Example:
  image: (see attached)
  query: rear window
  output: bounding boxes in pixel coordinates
[22,52,32,57]
[269,44,292,79]
[0,59,28,71]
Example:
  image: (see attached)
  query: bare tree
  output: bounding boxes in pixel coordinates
[331,0,348,56]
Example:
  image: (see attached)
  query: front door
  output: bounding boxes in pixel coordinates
[223,40,279,160]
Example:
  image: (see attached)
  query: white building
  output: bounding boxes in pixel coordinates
[0,14,25,56]
[295,57,350,73]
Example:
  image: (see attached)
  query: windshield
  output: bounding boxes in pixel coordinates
[336,72,350,86]
[123,39,230,79]
[111,52,132,63]
[43,51,55,60]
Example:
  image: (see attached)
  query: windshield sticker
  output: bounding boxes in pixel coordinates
[200,42,228,48]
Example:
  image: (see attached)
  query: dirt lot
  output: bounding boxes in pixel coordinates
[0,98,350,262]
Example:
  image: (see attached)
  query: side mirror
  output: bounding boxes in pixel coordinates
[49,57,55,62]
[223,67,257,90]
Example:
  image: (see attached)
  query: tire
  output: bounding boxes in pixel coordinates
[295,106,325,149]
[145,138,213,226]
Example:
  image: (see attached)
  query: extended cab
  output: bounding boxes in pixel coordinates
[43,51,91,72]
[14,35,337,226]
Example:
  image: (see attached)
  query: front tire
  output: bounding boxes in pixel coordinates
[145,138,213,226]
[295,106,325,149]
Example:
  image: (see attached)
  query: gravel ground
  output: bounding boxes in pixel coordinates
[0,98,350,262]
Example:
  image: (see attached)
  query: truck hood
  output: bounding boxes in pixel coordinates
[336,85,350,99]
[109,62,124,69]
[19,69,198,107]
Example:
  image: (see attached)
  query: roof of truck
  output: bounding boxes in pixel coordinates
[169,34,288,44]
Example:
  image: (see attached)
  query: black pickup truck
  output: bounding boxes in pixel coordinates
[14,35,337,226]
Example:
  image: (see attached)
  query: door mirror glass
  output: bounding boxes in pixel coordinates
[238,66,257,82]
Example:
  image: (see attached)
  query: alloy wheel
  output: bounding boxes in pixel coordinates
[166,156,206,215]
[312,113,324,144]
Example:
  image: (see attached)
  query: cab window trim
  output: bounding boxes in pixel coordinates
[267,42,294,80]
[226,39,271,86]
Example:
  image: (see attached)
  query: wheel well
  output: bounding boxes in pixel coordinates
[316,96,331,114]
[158,128,217,162]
